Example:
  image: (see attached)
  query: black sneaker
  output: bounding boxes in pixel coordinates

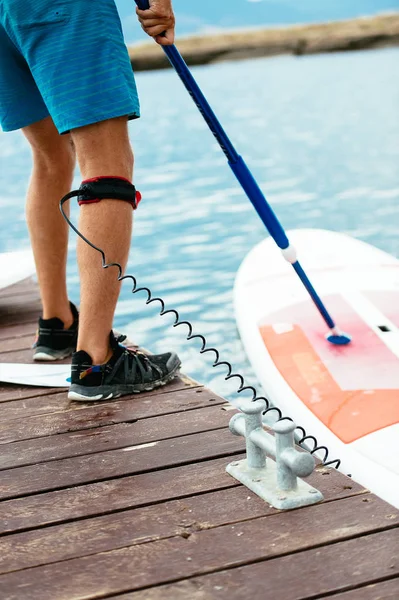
[68,331,181,402]
[33,302,79,361]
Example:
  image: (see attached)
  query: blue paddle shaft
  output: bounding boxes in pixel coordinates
[133,1,350,340]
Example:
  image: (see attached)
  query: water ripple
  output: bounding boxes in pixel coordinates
[0,48,398,399]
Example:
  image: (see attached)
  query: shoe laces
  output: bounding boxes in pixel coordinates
[115,335,163,381]
[116,334,144,358]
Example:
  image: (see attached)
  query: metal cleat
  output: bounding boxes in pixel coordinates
[227,400,324,510]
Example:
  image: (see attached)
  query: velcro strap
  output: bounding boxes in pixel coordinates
[78,176,141,209]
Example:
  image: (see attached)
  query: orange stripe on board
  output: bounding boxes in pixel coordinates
[260,325,399,443]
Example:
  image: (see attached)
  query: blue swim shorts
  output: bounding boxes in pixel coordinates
[0,0,140,134]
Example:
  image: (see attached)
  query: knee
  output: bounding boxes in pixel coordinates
[32,137,76,179]
[23,117,76,179]
[71,117,134,181]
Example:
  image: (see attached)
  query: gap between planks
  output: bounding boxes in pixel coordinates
[0,428,246,501]
[107,572,399,600]
[0,386,224,444]
[0,458,366,536]
[0,519,397,600]
[0,404,233,470]
[0,480,383,575]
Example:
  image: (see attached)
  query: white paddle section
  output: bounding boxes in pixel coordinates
[0,363,70,387]
[235,229,399,509]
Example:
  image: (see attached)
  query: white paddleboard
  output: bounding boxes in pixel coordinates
[0,363,70,387]
[0,249,35,290]
[235,229,399,508]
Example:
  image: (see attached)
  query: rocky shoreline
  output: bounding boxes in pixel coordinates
[128,13,399,72]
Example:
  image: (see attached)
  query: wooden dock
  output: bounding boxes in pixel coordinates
[0,280,398,600]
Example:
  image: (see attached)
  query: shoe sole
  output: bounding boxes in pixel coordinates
[33,347,75,362]
[68,359,181,402]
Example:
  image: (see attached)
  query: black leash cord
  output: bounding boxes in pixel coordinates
[60,190,341,469]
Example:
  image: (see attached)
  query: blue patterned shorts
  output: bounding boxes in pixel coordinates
[0,0,140,133]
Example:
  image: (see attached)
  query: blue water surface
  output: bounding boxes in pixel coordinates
[0,48,398,400]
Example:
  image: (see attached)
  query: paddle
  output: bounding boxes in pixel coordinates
[134,0,351,345]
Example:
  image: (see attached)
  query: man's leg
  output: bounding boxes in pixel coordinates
[22,116,76,327]
[70,116,134,364]
[68,116,180,401]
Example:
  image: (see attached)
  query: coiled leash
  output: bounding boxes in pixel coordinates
[60,177,341,468]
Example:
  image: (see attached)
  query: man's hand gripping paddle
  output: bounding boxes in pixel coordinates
[134,1,351,346]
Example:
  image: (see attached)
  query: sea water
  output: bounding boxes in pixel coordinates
[0,48,398,399]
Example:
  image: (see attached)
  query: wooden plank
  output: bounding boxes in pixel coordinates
[0,385,57,404]
[0,517,397,599]
[111,574,399,600]
[0,347,69,363]
[0,374,201,415]
[0,333,37,354]
[0,458,363,535]
[0,292,40,333]
[0,308,41,329]
[0,428,243,500]
[0,330,167,354]
[0,337,178,361]
[0,321,37,342]
[0,309,39,324]
[0,278,37,299]
[0,405,232,469]
[0,320,179,358]
[0,486,271,574]
[318,579,399,599]
[0,457,240,534]
[0,388,69,410]
[0,386,220,444]
[0,296,41,317]
[0,372,199,405]
[0,278,41,339]
[0,492,394,576]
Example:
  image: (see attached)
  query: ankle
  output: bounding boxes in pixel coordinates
[78,345,113,365]
[62,313,74,330]
[42,307,74,329]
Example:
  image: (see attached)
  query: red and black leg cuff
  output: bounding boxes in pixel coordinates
[78,176,142,209]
